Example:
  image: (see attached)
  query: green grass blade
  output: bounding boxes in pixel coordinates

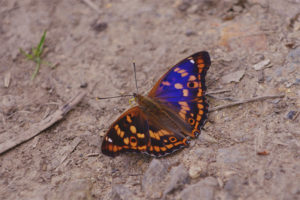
[20,48,34,60]
[31,61,41,80]
[36,30,47,56]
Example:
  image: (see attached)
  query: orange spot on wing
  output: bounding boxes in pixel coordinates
[197,114,202,121]
[124,137,129,145]
[120,131,124,138]
[113,145,118,152]
[137,133,145,138]
[188,75,197,81]
[178,69,186,74]
[130,125,137,134]
[138,145,147,151]
[166,144,174,149]
[126,115,132,123]
[174,141,183,146]
[197,58,204,64]
[175,83,183,89]
[198,63,205,68]
[162,81,171,86]
[148,146,153,151]
[194,122,199,129]
[179,111,186,120]
[154,146,160,152]
[154,133,160,140]
[181,72,188,77]
[160,147,167,151]
[183,89,189,96]
[198,104,204,109]
[158,131,164,137]
[197,89,203,97]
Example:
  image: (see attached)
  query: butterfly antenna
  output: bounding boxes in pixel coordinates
[133,62,138,94]
[96,94,134,100]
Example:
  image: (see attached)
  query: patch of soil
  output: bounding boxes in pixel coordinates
[0,0,299,199]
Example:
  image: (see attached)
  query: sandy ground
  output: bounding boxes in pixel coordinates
[0,0,300,199]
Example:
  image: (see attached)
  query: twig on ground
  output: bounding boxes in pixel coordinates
[87,153,100,157]
[206,89,231,95]
[207,94,237,101]
[55,137,82,170]
[209,94,285,112]
[292,111,300,121]
[82,0,101,13]
[0,91,86,155]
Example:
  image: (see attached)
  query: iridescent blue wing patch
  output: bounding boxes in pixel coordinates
[148,51,211,137]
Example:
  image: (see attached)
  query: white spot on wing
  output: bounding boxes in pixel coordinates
[108,137,113,143]
[190,59,195,64]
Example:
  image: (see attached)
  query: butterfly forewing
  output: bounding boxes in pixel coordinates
[148,51,211,137]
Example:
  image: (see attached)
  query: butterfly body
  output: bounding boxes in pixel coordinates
[102,51,211,157]
[134,93,194,138]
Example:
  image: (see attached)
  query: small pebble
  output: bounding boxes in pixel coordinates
[189,165,202,179]
[264,171,273,180]
[80,82,88,88]
[287,111,297,120]
[185,30,197,36]
[253,59,271,70]
[92,22,108,33]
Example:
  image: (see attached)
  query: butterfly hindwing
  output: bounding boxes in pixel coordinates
[148,51,211,137]
[101,106,189,157]
[101,106,149,157]
[145,118,189,157]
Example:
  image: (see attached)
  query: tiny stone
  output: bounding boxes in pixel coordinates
[185,30,196,36]
[163,164,189,196]
[285,82,293,88]
[189,165,202,179]
[258,70,264,83]
[264,171,273,180]
[111,185,139,200]
[287,111,297,120]
[80,82,88,88]
[178,2,190,12]
[288,47,300,64]
[179,177,217,200]
[92,22,108,33]
[142,159,167,199]
[4,71,11,87]
[252,59,271,70]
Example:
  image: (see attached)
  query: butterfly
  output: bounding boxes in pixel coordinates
[101,51,211,157]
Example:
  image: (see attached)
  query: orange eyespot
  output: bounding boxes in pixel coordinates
[130,136,137,146]
[188,82,194,88]
[169,136,177,143]
[188,118,195,125]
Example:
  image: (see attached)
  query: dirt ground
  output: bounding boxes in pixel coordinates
[1,0,300,199]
